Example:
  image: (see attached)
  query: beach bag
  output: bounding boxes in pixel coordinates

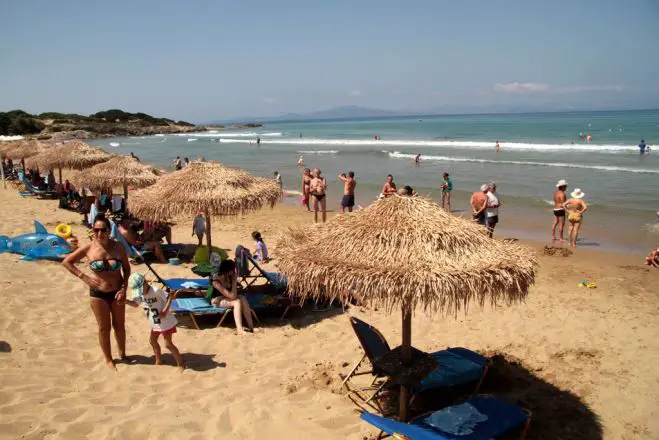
[301,196,308,205]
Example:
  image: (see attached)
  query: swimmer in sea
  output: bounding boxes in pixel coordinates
[414,154,421,164]
[495,140,500,153]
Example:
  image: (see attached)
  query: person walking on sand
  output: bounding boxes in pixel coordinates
[192,210,205,246]
[301,168,312,211]
[485,182,501,238]
[310,168,327,223]
[470,184,489,226]
[62,214,130,369]
[274,171,283,200]
[173,156,182,171]
[551,179,568,243]
[382,174,397,197]
[338,171,357,213]
[126,273,184,371]
[563,188,588,248]
[441,172,453,212]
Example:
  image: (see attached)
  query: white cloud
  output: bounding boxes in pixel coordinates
[493,82,550,93]
[349,90,362,97]
[261,97,277,104]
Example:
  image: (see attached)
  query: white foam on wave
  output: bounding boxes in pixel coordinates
[109,142,120,147]
[174,131,283,138]
[297,150,339,155]
[214,137,642,153]
[0,135,24,141]
[387,151,659,174]
[187,138,198,142]
[155,134,166,137]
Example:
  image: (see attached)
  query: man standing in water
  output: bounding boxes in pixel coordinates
[382,174,397,197]
[551,179,568,243]
[173,156,182,171]
[470,184,488,225]
[338,171,357,213]
[485,182,501,238]
[639,139,647,155]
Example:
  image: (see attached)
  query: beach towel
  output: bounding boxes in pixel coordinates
[235,245,251,277]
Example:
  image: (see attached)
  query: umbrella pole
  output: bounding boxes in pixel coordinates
[1,162,5,189]
[399,307,412,422]
[58,168,62,187]
[123,183,128,200]
[205,208,212,257]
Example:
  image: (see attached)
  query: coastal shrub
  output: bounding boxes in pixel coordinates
[177,120,195,127]
[0,114,10,135]
[7,117,44,135]
[50,126,64,132]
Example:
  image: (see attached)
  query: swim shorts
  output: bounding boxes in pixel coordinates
[341,194,355,207]
[487,215,499,227]
[553,208,565,217]
[473,212,486,225]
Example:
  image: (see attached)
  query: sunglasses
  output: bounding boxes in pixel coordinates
[92,227,109,233]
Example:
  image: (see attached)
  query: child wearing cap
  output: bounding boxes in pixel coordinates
[126,273,184,370]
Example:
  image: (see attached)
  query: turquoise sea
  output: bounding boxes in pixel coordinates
[93,109,659,254]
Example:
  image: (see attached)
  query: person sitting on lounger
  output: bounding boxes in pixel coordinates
[210,259,257,334]
[118,217,167,263]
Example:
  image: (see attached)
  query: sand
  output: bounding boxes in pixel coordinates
[1,185,658,440]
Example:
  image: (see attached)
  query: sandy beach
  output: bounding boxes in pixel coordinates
[1,185,658,440]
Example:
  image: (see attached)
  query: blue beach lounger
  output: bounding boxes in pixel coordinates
[360,395,531,440]
[170,294,276,330]
[343,317,490,413]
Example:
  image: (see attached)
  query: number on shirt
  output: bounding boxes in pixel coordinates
[145,308,161,324]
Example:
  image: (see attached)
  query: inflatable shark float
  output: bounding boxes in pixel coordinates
[0,221,72,261]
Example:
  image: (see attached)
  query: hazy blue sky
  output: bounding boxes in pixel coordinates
[1,0,658,121]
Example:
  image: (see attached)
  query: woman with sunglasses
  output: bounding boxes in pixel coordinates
[63,214,131,369]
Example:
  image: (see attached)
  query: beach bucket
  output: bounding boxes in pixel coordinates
[168,257,181,266]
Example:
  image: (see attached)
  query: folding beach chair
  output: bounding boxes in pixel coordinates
[170,294,279,330]
[343,317,490,414]
[359,395,531,440]
[235,245,287,291]
[18,172,56,198]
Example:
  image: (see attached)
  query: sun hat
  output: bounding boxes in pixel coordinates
[480,184,489,191]
[570,188,585,199]
[556,179,568,187]
[127,272,146,299]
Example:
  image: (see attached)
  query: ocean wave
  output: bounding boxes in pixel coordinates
[187,139,198,142]
[214,137,643,153]
[297,150,339,155]
[109,142,120,147]
[387,151,659,174]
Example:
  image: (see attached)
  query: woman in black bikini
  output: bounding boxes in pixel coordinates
[310,168,327,223]
[63,214,130,369]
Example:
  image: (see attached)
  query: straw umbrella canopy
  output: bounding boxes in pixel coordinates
[4,140,50,172]
[26,141,115,185]
[276,195,537,421]
[127,161,280,255]
[72,155,159,199]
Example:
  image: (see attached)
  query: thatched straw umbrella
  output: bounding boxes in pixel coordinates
[276,195,537,421]
[26,141,115,186]
[4,140,49,172]
[72,155,159,199]
[127,161,280,255]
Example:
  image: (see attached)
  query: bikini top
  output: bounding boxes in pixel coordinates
[89,258,122,272]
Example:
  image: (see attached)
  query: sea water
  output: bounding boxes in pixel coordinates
[93,109,659,254]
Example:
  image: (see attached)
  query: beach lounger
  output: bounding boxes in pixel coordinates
[343,317,490,413]
[359,395,531,440]
[18,173,56,198]
[170,294,278,330]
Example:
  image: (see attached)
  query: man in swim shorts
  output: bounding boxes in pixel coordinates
[338,171,356,213]
[552,179,568,242]
[639,140,647,155]
[310,168,327,223]
[470,184,488,226]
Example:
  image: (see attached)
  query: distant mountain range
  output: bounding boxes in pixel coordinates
[210,103,659,125]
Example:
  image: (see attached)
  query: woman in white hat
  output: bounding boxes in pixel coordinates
[563,188,588,248]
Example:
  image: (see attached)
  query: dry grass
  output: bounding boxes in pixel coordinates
[276,195,538,316]
[72,155,159,191]
[127,161,280,221]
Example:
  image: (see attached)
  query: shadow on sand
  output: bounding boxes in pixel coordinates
[373,351,602,440]
[0,341,11,353]
[123,353,226,371]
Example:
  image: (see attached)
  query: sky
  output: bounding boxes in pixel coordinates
[1,0,658,122]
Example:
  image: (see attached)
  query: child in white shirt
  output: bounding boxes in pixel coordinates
[127,272,184,370]
[251,231,269,262]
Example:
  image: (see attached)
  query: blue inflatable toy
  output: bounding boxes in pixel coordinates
[0,220,72,261]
